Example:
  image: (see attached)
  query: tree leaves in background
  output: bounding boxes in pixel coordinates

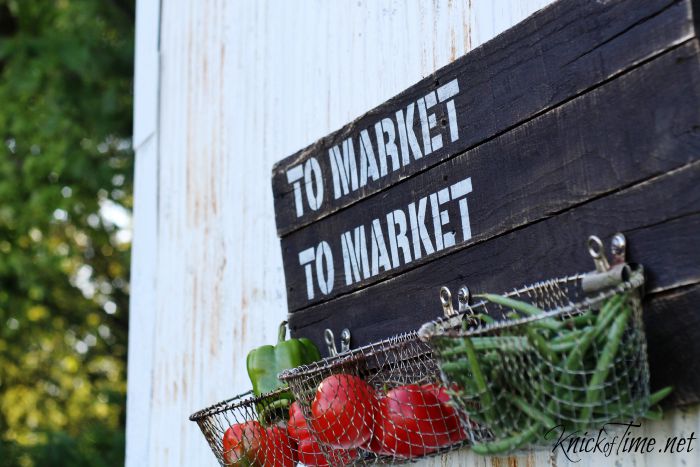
[0,0,134,465]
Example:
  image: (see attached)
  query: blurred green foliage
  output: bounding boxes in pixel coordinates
[0,0,134,465]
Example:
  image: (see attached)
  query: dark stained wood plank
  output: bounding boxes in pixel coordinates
[282,41,700,312]
[272,0,697,236]
[288,160,700,356]
[645,283,700,407]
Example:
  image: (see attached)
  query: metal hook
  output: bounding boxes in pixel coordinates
[340,329,351,353]
[324,328,351,356]
[324,329,338,357]
[457,286,471,313]
[440,286,456,317]
[610,233,627,265]
[587,235,611,272]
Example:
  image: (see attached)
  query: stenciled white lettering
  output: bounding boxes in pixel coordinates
[286,79,462,212]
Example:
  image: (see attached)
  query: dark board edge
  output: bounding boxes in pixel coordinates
[282,40,700,311]
[272,0,696,236]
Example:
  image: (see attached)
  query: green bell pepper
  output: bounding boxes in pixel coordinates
[246,321,320,419]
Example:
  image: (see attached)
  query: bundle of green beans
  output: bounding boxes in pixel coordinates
[433,292,671,455]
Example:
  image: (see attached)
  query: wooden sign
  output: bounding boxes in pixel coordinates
[272,0,700,407]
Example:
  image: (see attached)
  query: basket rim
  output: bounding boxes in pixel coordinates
[188,387,291,422]
[418,266,644,341]
[278,330,432,381]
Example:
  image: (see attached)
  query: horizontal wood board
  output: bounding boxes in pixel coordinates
[289,159,700,405]
[272,0,697,236]
[273,0,700,407]
[645,283,700,407]
[282,40,700,311]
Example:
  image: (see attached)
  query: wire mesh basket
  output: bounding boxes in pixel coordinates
[418,234,652,456]
[277,331,471,465]
[189,388,300,467]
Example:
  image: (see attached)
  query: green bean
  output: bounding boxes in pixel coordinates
[441,358,497,378]
[579,306,631,423]
[446,380,477,396]
[455,375,480,397]
[594,388,671,416]
[439,337,530,356]
[478,293,544,317]
[595,387,671,422]
[641,406,663,421]
[568,311,596,329]
[503,311,560,335]
[649,386,673,406]
[472,336,530,350]
[556,296,626,394]
[505,311,523,323]
[547,340,577,353]
[475,313,496,325]
[591,299,626,348]
[483,293,565,334]
[592,399,663,421]
[526,327,556,362]
[437,346,468,359]
[509,394,556,428]
[534,319,565,333]
[440,359,470,372]
[471,424,539,455]
[462,337,497,426]
[435,336,473,352]
[599,292,623,310]
[558,326,596,385]
[482,351,502,365]
[445,291,646,455]
[593,294,626,336]
[550,328,586,345]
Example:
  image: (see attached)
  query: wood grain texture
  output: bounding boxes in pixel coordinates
[129,0,700,466]
[125,135,158,467]
[282,40,700,311]
[289,159,700,364]
[132,0,160,149]
[272,0,697,237]
[645,283,700,407]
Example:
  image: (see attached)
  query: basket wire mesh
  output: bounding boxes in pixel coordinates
[419,263,650,455]
[189,388,299,467]
[278,332,471,465]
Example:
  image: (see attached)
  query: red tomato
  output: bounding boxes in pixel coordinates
[296,442,360,467]
[296,440,329,466]
[310,374,378,449]
[260,425,296,467]
[222,421,265,466]
[364,400,394,457]
[288,400,360,466]
[287,401,308,441]
[422,384,467,446]
[366,384,466,458]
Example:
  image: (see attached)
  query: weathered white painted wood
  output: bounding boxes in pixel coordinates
[469,0,555,49]
[132,0,160,149]
[128,1,700,466]
[125,134,158,467]
[126,0,160,464]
